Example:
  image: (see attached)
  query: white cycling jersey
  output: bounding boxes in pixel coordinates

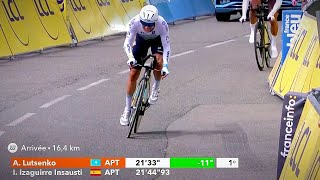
[123,15,171,65]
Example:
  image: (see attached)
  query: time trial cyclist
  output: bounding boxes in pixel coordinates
[120,5,171,126]
[239,0,283,58]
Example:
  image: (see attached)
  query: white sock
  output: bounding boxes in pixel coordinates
[153,80,160,90]
[271,35,277,47]
[250,23,256,34]
[125,95,132,112]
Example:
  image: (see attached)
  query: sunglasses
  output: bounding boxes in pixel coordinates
[140,20,155,27]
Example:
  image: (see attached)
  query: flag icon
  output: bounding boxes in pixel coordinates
[90,169,101,176]
[90,159,101,166]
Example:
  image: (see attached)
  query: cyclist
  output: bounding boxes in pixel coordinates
[239,0,283,58]
[120,5,171,126]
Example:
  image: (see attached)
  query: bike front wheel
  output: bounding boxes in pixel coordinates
[127,81,144,138]
[254,22,265,71]
[134,79,150,133]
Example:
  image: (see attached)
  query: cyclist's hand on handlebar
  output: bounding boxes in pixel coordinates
[127,58,137,68]
[267,13,275,21]
[161,65,169,79]
[239,15,246,23]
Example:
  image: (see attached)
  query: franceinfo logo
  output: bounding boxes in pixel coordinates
[280,95,296,158]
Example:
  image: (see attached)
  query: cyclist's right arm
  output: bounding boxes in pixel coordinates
[123,17,137,60]
[268,0,282,20]
[240,0,250,22]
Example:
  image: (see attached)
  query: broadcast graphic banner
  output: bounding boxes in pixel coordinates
[279,91,320,180]
[273,14,319,98]
[0,0,72,56]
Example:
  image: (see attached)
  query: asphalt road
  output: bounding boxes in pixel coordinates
[0,15,283,180]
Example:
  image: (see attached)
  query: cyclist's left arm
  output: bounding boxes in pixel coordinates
[160,20,171,67]
[268,0,283,20]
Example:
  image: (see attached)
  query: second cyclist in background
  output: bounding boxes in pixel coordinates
[120,5,171,126]
[239,0,282,58]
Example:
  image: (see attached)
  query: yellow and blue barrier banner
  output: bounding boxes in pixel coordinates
[268,52,281,86]
[279,89,320,180]
[0,23,12,57]
[0,0,72,57]
[281,10,303,65]
[57,0,67,19]
[139,0,147,6]
[113,0,142,26]
[277,92,307,179]
[149,0,214,23]
[272,13,320,98]
[67,0,142,43]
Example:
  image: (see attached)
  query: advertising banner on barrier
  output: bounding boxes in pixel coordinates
[139,0,147,6]
[57,0,67,20]
[291,29,320,93]
[0,0,72,56]
[276,92,307,179]
[67,0,104,42]
[273,14,317,98]
[189,0,214,17]
[150,0,213,23]
[149,0,175,23]
[113,0,142,26]
[281,10,303,65]
[90,0,125,35]
[268,52,282,86]
[68,0,142,42]
[0,23,12,57]
[279,90,320,180]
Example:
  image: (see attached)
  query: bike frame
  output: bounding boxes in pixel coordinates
[127,55,157,138]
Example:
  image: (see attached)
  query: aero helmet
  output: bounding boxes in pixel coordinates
[139,5,159,23]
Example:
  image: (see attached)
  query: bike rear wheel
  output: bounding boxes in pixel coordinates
[254,22,265,71]
[127,81,144,138]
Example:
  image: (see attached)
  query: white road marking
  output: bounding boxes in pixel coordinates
[243,34,250,38]
[39,95,71,108]
[205,39,236,48]
[0,131,4,137]
[77,79,109,91]
[7,113,36,126]
[171,50,195,58]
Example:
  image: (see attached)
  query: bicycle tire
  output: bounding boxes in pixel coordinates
[127,80,144,138]
[134,79,150,133]
[254,22,265,71]
[264,25,272,68]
